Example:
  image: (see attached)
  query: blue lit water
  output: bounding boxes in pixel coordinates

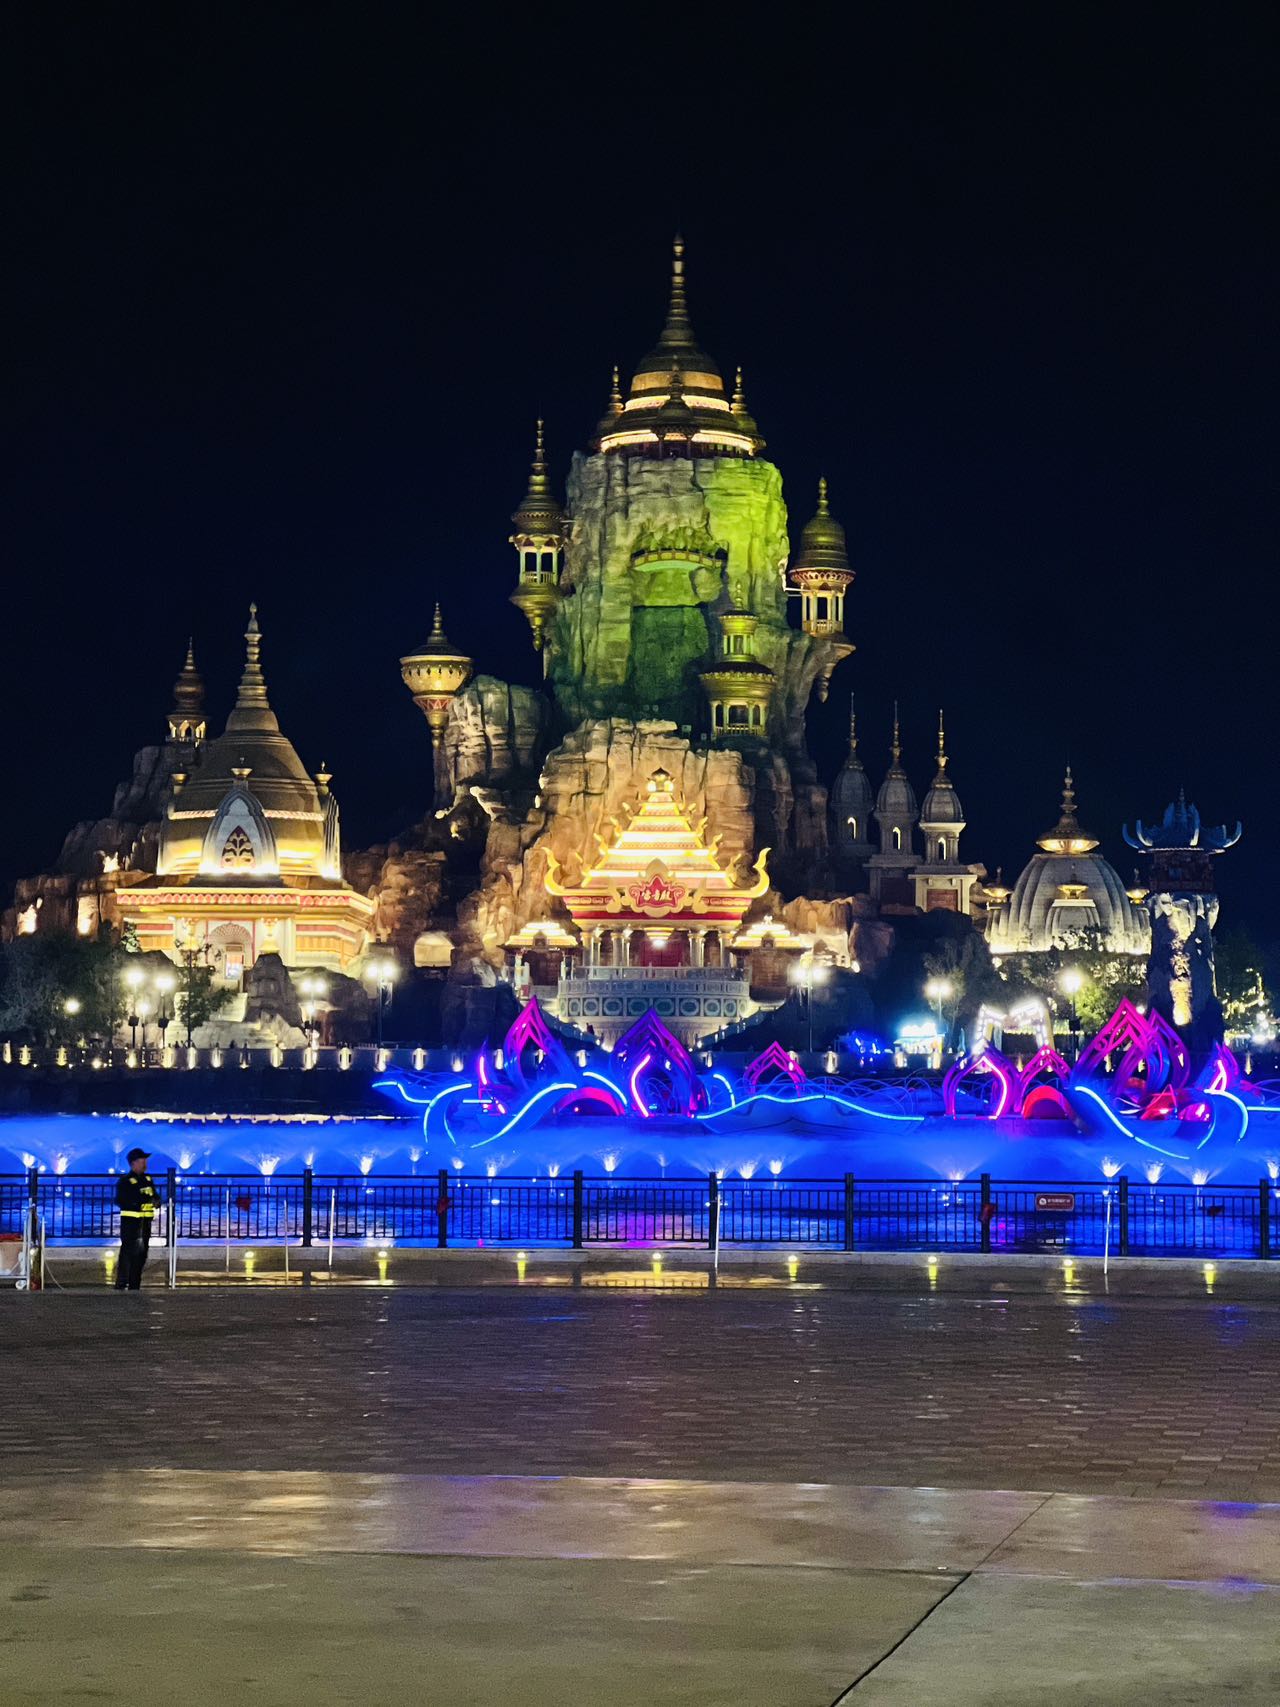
[2,1105,1278,1185]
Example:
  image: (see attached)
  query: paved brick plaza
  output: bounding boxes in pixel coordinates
[5,1282,1280,1500]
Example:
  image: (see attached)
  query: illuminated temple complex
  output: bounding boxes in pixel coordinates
[7,237,1228,1051]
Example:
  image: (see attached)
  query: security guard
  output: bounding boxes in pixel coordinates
[115,1147,157,1290]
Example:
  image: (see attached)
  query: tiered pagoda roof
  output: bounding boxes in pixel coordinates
[544,768,769,927]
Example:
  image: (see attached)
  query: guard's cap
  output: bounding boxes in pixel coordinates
[126,1147,150,1164]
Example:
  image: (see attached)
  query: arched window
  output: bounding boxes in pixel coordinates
[714,702,725,728]
[938,838,947,861]
[728,704,749,727]
[848,817,858,842]
[750,703,762,727]
[816,596,829,622]
[892,826,902,851]
[221,827,255,868]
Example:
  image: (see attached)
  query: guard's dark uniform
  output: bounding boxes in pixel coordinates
[115,1168,157,1290]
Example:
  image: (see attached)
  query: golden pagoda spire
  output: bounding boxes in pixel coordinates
[658,233,691,348]
[225,602,279,734]
[1037,765,1100,854]
[608,364,623,416]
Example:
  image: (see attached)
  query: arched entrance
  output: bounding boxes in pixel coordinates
[208,923,253,986]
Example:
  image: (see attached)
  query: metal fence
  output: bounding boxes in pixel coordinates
[1,1171,1274,1258]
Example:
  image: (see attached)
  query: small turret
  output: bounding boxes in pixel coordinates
[790,477,854,637]
[912,711,976,915]
[508,419,564,653]
[829,695,875,874]
[400,604,474,810]
[167,638,206,748]
[698,609,775,742]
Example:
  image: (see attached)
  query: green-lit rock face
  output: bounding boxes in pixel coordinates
[548,453,792,726]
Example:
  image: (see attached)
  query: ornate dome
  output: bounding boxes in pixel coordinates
[510,418,563,541]
[596,238,763,457]
[987,771,1149,956]
[793,477,851,578]
[919,711,964,826]
[158,607,338,881]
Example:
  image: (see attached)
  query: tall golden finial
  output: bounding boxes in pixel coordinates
[608,364,623,416]
[817,474,830,514]
[849,692,858,753]
[891,701,902,766]
[936,708,947,770]
[527,418,551,495]
[237,602,268,708]
[732,366,746,409]
[225,601,278,733]
[430,601,444,641]
[659,232,691,346]
[512,420,563,536]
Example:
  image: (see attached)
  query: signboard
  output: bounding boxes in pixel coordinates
[1034,1192,1076,1212]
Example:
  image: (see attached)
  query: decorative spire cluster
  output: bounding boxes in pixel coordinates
[596,237,763,457]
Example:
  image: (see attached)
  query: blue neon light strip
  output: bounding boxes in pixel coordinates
[695,1091,921,1123]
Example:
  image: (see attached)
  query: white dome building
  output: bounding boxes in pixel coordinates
[986,769,1149,957]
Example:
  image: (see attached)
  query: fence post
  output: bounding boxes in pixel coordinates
[843,1173,856,1252]
[572,1170,584,1250]
[1118,1176,1130,1257]
[26,1166,38,1255]
[708,1172,720,1252]
[302,1168,314,1247]
[436,1168,449,1249]
[1261,1179,1272,1260]
[165,1167,176,1251]
[980,1173,992,1254]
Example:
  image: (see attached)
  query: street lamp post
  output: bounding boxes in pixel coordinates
[154,970,176,1047]
[300,975,328,1047]
[789,960,827,1055]
[1060,968,1084,1060]
[364,958,398,1049]
[924,978,954,1056]
[123,965,145,1054]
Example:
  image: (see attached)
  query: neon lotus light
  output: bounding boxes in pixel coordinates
[742,1041,805,1097]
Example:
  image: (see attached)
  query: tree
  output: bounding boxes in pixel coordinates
[1215,926,1272,1038]
[174,944,230,1044]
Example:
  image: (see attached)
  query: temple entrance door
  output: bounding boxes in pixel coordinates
[634,930,687,969]
[208,923,253,987]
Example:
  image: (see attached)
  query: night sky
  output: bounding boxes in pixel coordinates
[7,9,1276,931]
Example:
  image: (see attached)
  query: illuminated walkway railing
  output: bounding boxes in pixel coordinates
[1,1172,1274,1259]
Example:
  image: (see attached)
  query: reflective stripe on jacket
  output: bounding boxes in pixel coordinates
[116,1173,157,1219]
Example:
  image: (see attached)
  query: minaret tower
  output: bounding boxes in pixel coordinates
[867,705,919,909]
[508,419,564,655]
[828,695,875,882]
[166,639,206,750]
[912,711,976,915]
[400,604,474,810]
[788,477,855,701]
